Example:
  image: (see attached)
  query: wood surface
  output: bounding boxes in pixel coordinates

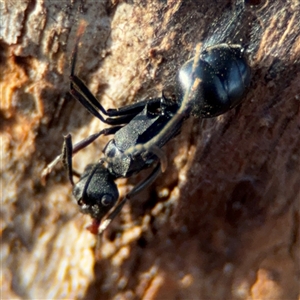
[1,0,299,299]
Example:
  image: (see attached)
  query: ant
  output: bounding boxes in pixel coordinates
[42,24,251,236]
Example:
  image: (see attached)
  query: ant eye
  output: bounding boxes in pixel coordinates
[101,195,114,207]
[77,199,84,206]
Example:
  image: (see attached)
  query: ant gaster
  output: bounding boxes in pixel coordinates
[43,25,251,235]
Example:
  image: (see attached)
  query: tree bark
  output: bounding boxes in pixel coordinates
[1,0,299,299]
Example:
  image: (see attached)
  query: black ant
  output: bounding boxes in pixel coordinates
[42,24,251,236]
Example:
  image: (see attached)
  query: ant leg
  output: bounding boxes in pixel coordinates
[123,45,204,158]
[141,145,168,172]
[70,80,141,125]
[62,133,99,184]
[106,98,162,117]
[70,80,163,125]
[62,134,75,185]
[104,92,179,128]
[69,87,108,123]
[70,27,165,124]
[72,125,122,154]
[41,125,122,179]
[98,162,161,234]
[70,34,130,124]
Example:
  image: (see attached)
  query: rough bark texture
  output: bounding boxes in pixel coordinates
[1,0,299,299]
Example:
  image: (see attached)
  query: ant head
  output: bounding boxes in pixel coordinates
[73,163,119,221]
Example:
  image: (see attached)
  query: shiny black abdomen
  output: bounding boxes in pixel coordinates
[176,44,251,118]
